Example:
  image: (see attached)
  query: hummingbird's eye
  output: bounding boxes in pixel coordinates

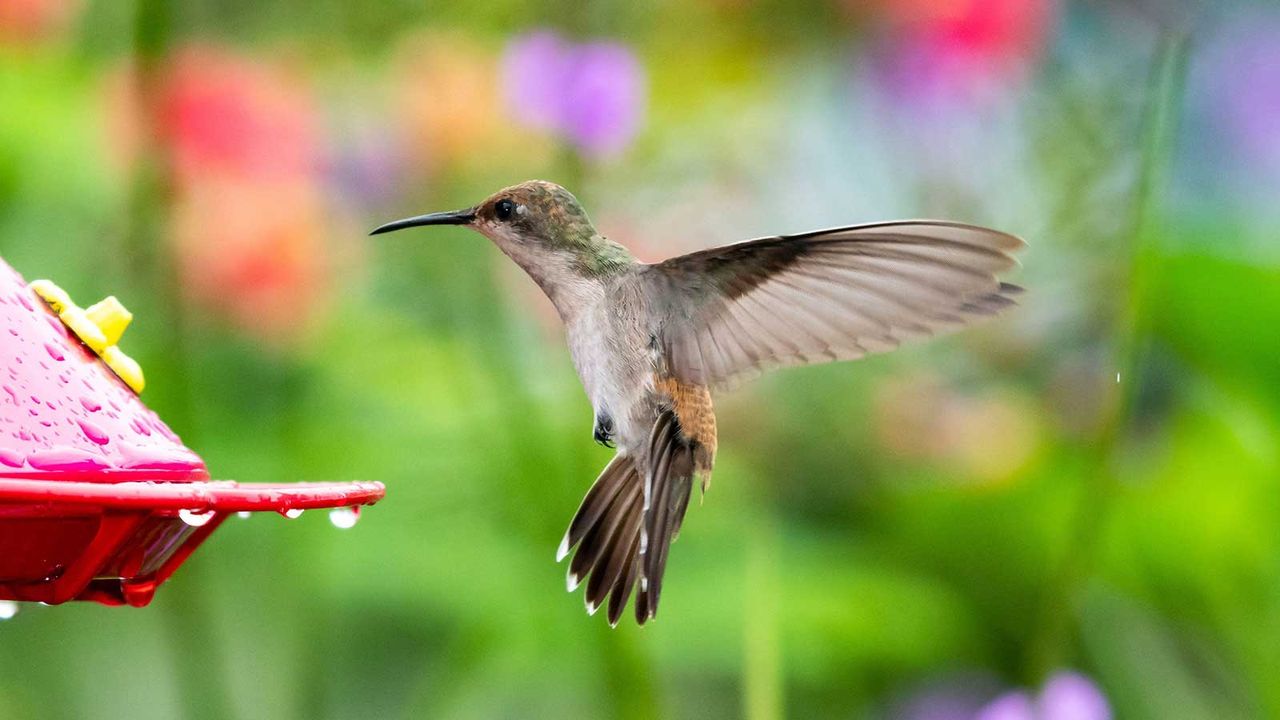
[494,199,515,221]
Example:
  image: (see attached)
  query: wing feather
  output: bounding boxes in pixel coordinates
[640,221,1025,389]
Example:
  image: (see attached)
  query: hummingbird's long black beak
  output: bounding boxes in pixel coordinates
[369,208,476,236]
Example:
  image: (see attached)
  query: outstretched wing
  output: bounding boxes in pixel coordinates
[639,221,1025,390]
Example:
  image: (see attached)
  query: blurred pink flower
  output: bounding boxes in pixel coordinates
[171,180,331,345]
[112,46,339,347]
[0,0,80,45]
[502,30,646,158]
[158,47,320,183]
[873,0,1053,108]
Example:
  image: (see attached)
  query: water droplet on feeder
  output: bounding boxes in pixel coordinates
[281,508,304,519]
[178,509,215,527]
[0,448,23,468]
[77,419,110,446]
[237,511,252,519]
[0,601,18,620]
[328,506,360,529]
[27,447,108,472]
[121,580,157,607]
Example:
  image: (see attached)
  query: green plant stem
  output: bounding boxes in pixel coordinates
[744,510,783,720]
[1026,33,1190,681]
[125,0,238,718]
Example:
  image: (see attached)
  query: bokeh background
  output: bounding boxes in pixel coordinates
[1,0,1278,718]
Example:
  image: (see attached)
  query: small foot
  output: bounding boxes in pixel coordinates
[593,411,615,448]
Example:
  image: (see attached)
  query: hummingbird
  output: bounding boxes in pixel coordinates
[372,180,1024,626]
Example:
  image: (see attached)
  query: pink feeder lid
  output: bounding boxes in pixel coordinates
[0,260,207,482]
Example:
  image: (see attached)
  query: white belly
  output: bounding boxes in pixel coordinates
[566,297,653,453]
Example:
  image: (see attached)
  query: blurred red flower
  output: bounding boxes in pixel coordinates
[157,47,320,184]
[117,46,338,348]
[170,180,331,345]
[0,0,80,45]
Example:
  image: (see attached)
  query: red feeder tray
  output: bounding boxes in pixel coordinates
[0,258,385,607]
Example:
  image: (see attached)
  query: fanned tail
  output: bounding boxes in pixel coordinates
[557,408,700,626]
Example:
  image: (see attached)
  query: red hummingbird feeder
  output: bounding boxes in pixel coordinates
[0,257,384,607]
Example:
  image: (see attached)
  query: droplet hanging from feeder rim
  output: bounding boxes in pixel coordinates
[329,506,360,529]
[179,509,216,527]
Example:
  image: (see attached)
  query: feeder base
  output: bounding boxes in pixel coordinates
[0,479,384,606]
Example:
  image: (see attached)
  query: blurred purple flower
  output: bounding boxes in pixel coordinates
[1203,14,1280,179]
[1038,672,1112,720]
[328,117,406,209]
[898,671,1111,720]
[893,676,1002,720]
[977,692,1036,720]
[503,31,569,131]
[562,43,645,157]
[501,29,645,158]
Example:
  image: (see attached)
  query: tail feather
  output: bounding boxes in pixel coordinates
[585,491,643,615]
[559,409,700,626]
[558,453,630,562]
[636,408,695,623]
[559,454,646,622]
[670,473,693,540]
[568,474,640,591]
[606,531,642,626]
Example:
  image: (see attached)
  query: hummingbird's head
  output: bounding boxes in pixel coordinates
[371,180,632,276]
[469,180,596,250]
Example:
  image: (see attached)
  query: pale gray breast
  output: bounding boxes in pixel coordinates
[566,273,657,451]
